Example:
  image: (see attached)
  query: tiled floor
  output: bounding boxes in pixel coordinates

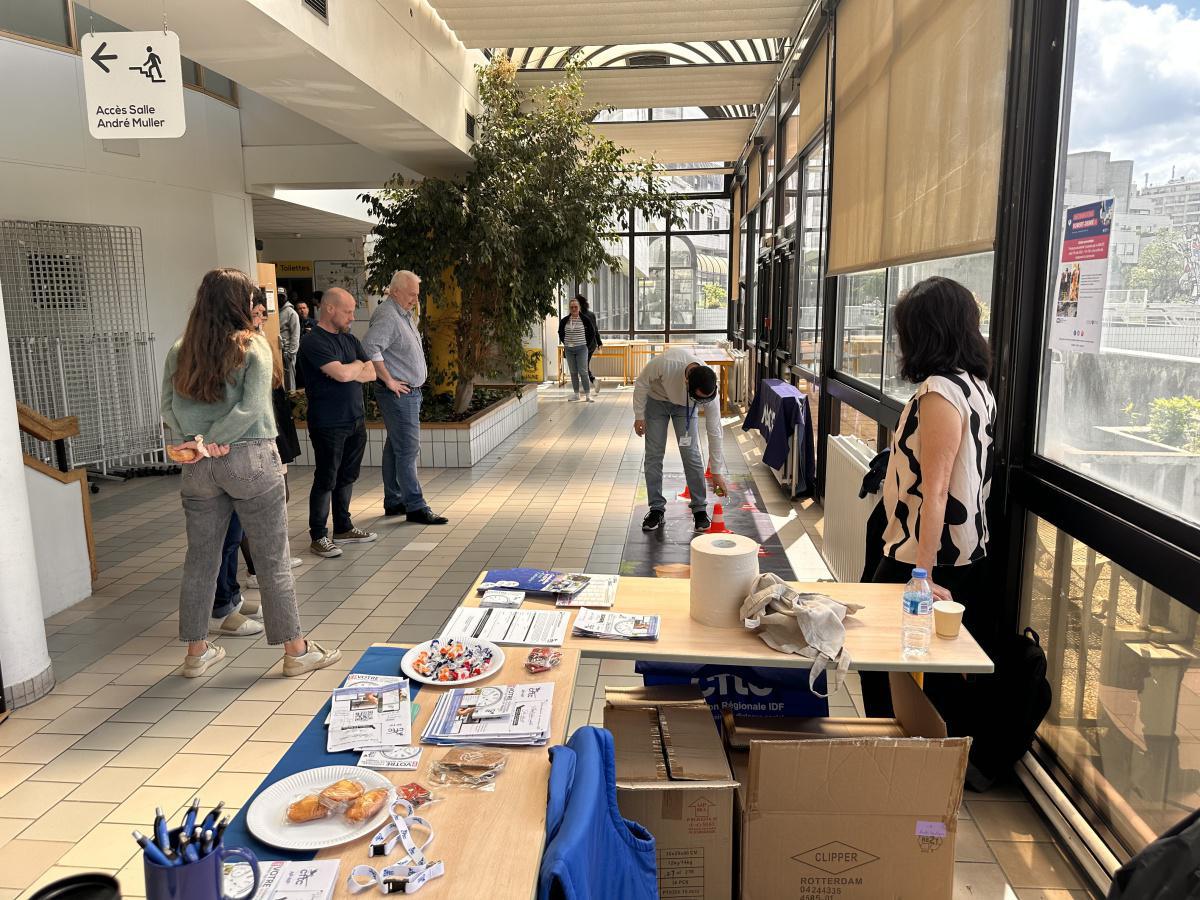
[1,385,1098,899]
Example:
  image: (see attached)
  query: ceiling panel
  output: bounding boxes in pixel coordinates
[593,119,753,165]
[428,0,805,48]
[516,62,775,109]
[252,197,375,239]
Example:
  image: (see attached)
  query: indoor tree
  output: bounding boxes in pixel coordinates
[362,55,684,413]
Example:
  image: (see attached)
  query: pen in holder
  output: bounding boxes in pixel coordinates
[143,828,259,900]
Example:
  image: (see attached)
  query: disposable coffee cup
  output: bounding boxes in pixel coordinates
[933,600,965,639]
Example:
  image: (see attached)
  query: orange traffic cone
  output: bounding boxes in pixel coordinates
[678,485,691,500]
[706,503,732,534]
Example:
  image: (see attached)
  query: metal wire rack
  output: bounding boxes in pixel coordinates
[0,220,163,474]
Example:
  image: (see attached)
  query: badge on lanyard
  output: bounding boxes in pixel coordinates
[679,399,696,448]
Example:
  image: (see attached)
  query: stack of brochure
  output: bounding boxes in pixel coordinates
[478,568,590,597]
[572,608,661,641]
[421,684,555,747]
[556,574,619,608]
[440,607,571,647]
[326,674,413,753]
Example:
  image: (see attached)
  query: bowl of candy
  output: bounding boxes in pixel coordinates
[401,638,505,686]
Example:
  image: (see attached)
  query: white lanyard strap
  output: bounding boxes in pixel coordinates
[351,794,441,894]
[347,861,445,895]
[368,798,433,863]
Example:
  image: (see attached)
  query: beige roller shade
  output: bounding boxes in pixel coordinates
[790,33,829,155]
[828,0,1011,276]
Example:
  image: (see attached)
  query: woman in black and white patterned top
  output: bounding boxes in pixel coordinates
[558,298,599,402]
[863,276,995,715]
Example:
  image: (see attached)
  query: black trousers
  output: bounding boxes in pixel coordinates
[308,419,367,540]
[860,555,991,717]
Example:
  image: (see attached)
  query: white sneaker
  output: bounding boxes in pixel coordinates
[246,574,259,589]
[290,557,303,568]
[181,643,226,678]
[210,612,264,637]
[283,641,343,677]
[569,393,582,402]
[239,597,261,618]
[585,395,595,403]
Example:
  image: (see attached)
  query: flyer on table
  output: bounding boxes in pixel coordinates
[1050,198,1113,355]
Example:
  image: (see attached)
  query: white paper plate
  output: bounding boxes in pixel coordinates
[400,639,505,686]
[246,765,393,851]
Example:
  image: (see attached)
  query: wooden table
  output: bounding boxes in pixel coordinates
[315,648,580,900]
[459,575,994,674]
[555,344,737,412]
[302,575,991,899]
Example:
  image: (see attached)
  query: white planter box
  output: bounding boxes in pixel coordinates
[294,386,538,468]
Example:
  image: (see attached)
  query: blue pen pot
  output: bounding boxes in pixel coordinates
[143,836,259,900]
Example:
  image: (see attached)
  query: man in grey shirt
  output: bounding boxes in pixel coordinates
[363,270,449,525]
[633,347,728,533]
[278,288,301,391]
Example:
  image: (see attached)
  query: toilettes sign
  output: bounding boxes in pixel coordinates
[80,31,186,139]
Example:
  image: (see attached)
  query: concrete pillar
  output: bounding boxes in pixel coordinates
[0,281,53,708]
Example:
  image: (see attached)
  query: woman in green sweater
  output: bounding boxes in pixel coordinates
[161,268,341,678]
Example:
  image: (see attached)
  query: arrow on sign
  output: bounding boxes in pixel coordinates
[90,41,118,73]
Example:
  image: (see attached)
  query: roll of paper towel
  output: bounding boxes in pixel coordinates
[689,533,761,628]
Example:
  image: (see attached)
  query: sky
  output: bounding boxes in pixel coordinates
[1068,0,1200,185]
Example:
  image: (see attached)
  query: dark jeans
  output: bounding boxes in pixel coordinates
[861,555,991,717]
[308,418,367,540]
[212,513,244,618]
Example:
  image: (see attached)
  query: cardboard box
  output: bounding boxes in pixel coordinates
[604,687,737,900]
[731,673,970,900]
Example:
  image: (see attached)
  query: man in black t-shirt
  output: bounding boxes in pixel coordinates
[298,288,378,558]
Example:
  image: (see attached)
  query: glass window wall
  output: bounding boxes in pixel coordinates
[882,252,995,400]
[795,144,828,371]
[836,269,886,387]
[1024,514,1200,855]
[1035,0,1200,527]
[5,0,72,46]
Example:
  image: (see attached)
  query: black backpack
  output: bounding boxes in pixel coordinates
[1107,807,1200,899]
[925,627,1053,792]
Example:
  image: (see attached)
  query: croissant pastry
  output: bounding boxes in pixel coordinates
[286,795,330,823]
[320,779,365,804]
[345,789,389,823]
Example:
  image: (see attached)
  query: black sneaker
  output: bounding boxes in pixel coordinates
[384,505,406,516]
[693,511,711,533]
[407,508,449,525]
[642,509,665,531]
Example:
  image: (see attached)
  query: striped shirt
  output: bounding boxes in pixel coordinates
[563,317,588,348]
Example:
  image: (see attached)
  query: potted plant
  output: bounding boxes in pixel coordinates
[361,55,684,415]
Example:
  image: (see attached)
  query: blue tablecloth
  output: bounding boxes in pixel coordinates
[220,646,415,862]
[742,378,815,495]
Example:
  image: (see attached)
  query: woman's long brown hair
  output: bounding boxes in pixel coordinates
[174,268,257,403]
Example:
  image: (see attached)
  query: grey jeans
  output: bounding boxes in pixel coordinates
[179,440,302,645]
[564,344,590,395]
[644,396,706,514]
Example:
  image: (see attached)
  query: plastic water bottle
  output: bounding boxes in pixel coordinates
[902,567,933,657]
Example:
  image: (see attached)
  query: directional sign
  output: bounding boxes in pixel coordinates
[80,31,186,139]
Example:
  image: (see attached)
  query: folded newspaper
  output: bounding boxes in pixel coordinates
[571,608,661,640]
[421,683,555,746]
[556,574,619,608]
[326,677,412,753]
[440,607,571,646]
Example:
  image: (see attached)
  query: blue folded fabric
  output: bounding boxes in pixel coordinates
[538,726,658,900]
[220,645,414,862]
